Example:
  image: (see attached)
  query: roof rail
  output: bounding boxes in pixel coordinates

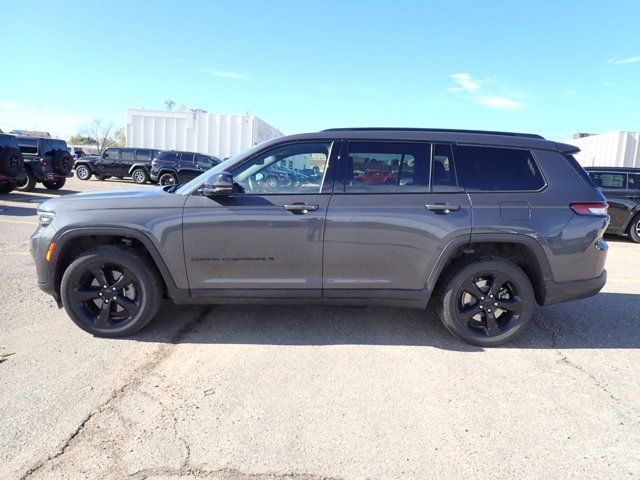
[321,127,545,140]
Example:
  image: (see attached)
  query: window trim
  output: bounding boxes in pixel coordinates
[453,143,548,193]
[226,140,336,196]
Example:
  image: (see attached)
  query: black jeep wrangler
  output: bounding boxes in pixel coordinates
[0,133,26,193]
[16,137,74,191]
[74,148,161,184]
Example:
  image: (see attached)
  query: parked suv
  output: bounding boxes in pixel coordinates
[31,128,609,346]
[17,137,73,191]
[150,150,221,185]
[585,167,640,242]
[74,147,161,184]
[0,133,26,193]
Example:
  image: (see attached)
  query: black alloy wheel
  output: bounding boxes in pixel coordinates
[438,258,535,346]
[159,172,177,186]
[61,246,162,336]
[630,214,640,243]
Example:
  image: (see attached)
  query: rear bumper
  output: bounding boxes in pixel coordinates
[543,270,607,305]
[149,171,160,181]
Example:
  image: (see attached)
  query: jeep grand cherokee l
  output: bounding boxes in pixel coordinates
[31,128,609,346]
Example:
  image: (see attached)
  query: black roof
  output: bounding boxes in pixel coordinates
[323,127,545,140]
[584,166,640,172]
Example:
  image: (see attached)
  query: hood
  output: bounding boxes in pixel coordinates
[39,186,188,212]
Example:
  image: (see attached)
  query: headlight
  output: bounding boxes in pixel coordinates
[38,211,56,227]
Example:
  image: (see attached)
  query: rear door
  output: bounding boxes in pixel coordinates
[323,140,471,297]
[177,153,200,182]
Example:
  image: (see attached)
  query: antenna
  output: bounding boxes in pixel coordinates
[164,99,176,111]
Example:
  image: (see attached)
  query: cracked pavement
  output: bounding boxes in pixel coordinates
[1,177,639,479]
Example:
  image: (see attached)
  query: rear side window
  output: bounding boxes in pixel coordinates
[346,141,430,193]
[456,146,545,191]
[120,149,133,161]
[136,149,151,161]
[589,172,627,189]
[18,138,38,154]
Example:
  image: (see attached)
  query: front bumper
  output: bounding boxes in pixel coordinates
[543,270,607,305]
[30,225,60,304]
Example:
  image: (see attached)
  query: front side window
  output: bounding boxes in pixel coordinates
[589,172,627,190]
[629,173,640,191]
[196,154,214,168]
[103,148,119,159]
[232,142,331,194]
[456,146,545,191]
[346,142,430,193]
[432,144,458,192]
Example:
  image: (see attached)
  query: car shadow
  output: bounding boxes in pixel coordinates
[129,292,640,351]
[0,204,38,217]
[0,188,80,203]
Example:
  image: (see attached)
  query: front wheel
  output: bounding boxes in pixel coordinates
[15,169,36,192]
[42,178,66,190]
[629,214,640,243]
[60,246,163,337]
[75,164,91,180]
[159,172,177,186]
[438,258,535,347]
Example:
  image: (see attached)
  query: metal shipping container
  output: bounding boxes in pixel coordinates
[568,131,640,168]
[126,108,283,158]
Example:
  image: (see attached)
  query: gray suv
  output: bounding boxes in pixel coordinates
[31,129,609,346]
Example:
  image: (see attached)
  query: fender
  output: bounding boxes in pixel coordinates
[424,232,553,292]
[49,226,180,294]
[127,163,151,175]
[621,202,640,232]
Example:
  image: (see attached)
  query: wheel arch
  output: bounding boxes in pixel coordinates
[128,163,150,175]
[426,233,553,305]
[51,227,179,299]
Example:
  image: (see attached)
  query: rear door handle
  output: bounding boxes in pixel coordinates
[283,203,320,213]
[425,203,461,213]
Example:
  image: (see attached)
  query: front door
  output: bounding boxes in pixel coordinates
[323,141,472,295]
[183,141,337,297]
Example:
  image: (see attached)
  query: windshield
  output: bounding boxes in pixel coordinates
[175,144,264,194]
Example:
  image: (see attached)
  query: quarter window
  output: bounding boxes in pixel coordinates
[232,142,331,194]
[589,172,627,190]
[346,142,430,193]
[456,146,545,191]
[136,149,151,161]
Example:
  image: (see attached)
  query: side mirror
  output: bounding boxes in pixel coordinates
[202,172,234,196]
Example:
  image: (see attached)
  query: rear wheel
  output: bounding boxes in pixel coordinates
[60,246,163,337]
[42,178,66,190]
[438,258,535,346]
[75,164,91,180]
[15,169,36,192]
[159,172,177,186]
[629,214,640,243]
[132,168,148,184]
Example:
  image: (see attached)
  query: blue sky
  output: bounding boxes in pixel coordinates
[1,0,639,141]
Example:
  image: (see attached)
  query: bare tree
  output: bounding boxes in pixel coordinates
[81,119,119,154]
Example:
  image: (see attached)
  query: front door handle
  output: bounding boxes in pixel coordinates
[283,203,320,213]
[425,203,461,213]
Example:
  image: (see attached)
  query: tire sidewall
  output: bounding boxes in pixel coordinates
[132,169,148,184]
[61,248,161,337]
[16,169,36,191]
[439,259,535,347]
[630,214,640,243]
[159,173,176,186]
[76,165,91,180]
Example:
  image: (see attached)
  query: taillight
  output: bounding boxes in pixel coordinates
[39,157,48,166]
[570,203,608,216]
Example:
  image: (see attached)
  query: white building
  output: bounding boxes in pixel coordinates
[568,131,640,168]
[126,108,283,159]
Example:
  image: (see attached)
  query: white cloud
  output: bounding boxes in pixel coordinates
[476,96,525,110]
[608,56,640,65]
[447,73,527,110]
[0,101,19,110]
[201,68,247,80]
[447,73,480,93]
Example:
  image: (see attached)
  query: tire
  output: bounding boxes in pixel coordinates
[629,213,640,243]
[42,178,66,190]
[0,182,16,194]
[159,172,177,186]
[15,169,36,192]
[0,147,24,176]
[60,246,163,337]
[52,150,74,175]
[75,164,92,180]
[131,168,148,184]
[437,258,535,347]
